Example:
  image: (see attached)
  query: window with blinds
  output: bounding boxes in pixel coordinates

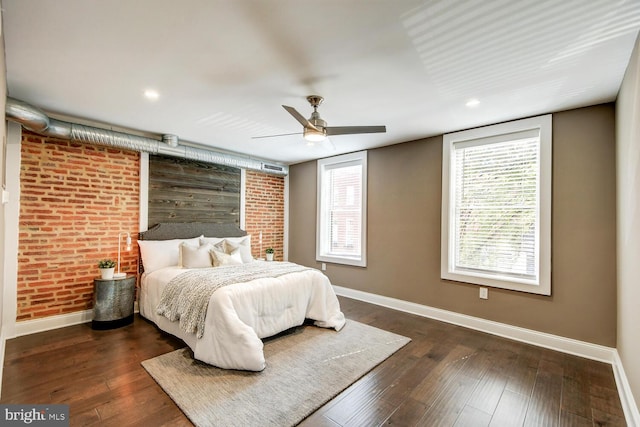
[317,151,367,267]
[441,115,552,295]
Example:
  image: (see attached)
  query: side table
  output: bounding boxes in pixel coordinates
[92,275,136,330]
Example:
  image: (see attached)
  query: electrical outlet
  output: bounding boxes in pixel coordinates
[479,287,488,299]
[1,189,9,205]
[321,263,327,271]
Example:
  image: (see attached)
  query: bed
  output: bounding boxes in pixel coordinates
[137,222,346,371]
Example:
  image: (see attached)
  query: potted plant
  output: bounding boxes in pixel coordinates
[98,259,116,280]
[265,247,274,262]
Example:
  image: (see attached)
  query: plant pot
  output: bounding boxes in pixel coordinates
[266,253,274,261]
[99,267,115,280]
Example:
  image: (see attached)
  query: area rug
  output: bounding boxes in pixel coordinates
[141,320,410,427]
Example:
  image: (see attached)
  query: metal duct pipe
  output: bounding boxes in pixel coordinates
[69,123,160,153]
[5,97,288,175]
[5,97,50,133]
[162,134,179,147]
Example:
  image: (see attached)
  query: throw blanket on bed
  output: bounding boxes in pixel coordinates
[157,262,312,338]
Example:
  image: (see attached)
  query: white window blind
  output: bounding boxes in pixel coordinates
[327,163,362,255]
[453,132,539,280]
[317,151,367,267]
[441,115,551,295]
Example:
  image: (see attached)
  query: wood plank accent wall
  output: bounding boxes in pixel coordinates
[148,155,241,227]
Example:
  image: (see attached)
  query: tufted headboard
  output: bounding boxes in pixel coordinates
[138,222,247,273]
[139,222,246,241]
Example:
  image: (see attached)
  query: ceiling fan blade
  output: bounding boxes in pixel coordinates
[282,105,319,131]
[325,125,386,136]
[252,132,302,139]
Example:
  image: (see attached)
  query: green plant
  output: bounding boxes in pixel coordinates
[265,247,274,254]
[98,259,116,269]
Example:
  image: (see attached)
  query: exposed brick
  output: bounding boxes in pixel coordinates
[244,171,285,261]
[17,132,140,321]
[16,132,285,323]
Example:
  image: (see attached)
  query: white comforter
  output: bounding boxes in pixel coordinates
[139,262,346,371]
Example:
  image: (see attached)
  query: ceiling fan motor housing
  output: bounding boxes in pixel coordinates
[305,96,327,140]
[304,114,327,141]
[308,111,327,130]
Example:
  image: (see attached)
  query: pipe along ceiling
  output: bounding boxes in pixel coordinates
[5,97,288,176]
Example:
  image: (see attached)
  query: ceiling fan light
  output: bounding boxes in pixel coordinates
[303,128,326,142]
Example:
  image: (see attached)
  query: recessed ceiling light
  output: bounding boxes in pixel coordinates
[144,89,160,100]
[466,98,480,108]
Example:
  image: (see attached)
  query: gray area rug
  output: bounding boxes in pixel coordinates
[141,320,410,427]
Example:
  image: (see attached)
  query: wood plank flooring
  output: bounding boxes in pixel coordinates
[1,297,626,426]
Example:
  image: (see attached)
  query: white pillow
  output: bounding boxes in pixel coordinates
[213,240,227,253]
[180,242,213,268]
[210,248,243,267]
[138,237,201,273]
[200,236,232,258]
[223,235,253,263]
[200,236,225,246]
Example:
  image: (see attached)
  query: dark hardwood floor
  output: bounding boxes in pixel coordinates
[1,297,626,426]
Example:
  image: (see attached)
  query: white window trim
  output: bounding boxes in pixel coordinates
[441,115,552,295]
[316,151,367,267]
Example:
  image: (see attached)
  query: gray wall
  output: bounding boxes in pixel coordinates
[289,103,617,347]
[616,34,640,410]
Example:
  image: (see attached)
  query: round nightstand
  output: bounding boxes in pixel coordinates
[92,275,136,330]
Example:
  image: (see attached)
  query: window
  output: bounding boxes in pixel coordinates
[317,151,367,267]
[441,115,552,295]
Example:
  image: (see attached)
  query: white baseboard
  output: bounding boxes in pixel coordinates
[14,309,93,337]
[613,350,640,427]
[13,304,140,338]
[333,285,615,362]
[334,285,639,427]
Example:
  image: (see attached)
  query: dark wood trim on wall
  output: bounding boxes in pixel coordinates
[148,155,241,226]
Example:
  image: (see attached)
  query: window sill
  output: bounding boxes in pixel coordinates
[441,270,550,295]
[316,255,366,268]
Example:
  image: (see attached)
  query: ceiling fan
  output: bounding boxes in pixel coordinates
[254,95,386,142]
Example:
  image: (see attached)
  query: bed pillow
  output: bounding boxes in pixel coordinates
[200,236,225,246]
[180,242,214,268]
[223,235,253,263]
[200,236,230,258]
[138,236,201,273]
[210,248,243,267]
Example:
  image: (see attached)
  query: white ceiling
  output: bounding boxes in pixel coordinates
[3,0,640,165]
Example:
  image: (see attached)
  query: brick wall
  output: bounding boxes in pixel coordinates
[16,132,285,322]
[244,170,285,261]
[17,132,140,321]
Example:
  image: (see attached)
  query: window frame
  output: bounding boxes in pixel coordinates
[316,151,367,267]
[441,115,552,295]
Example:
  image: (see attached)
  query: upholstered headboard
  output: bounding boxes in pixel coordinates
[138,222,247,273]
[139,222,247,241]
